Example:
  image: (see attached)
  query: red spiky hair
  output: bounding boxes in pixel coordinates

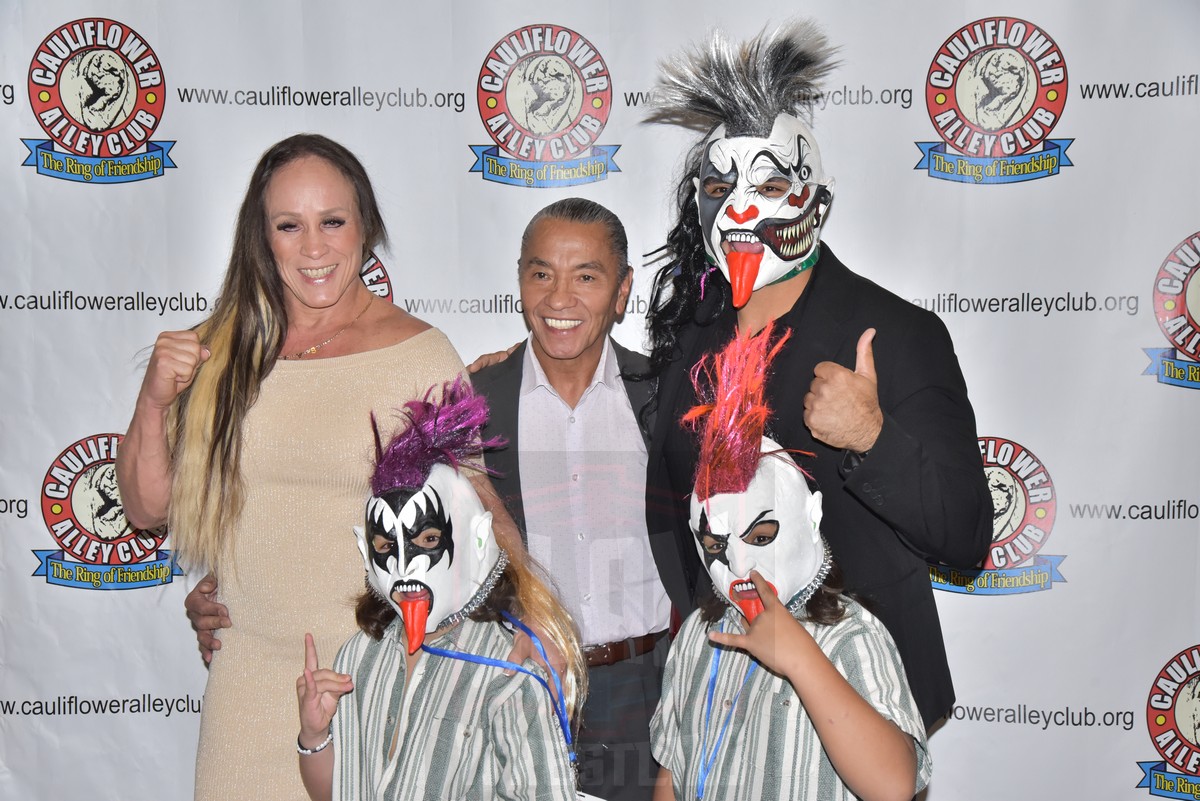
[684,322,791,502]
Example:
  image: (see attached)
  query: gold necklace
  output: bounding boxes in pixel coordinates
[281,295,374,360]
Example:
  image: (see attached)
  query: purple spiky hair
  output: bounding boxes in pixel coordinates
[370,378,504,495]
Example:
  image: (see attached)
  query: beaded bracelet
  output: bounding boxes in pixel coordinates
[296,729,333,756]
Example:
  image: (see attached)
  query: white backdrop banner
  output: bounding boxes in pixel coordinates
[2,2,1197,800]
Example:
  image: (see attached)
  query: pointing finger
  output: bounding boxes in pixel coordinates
[748,570,781,608]
[305,633,319,673]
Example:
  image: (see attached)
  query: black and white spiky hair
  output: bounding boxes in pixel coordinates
[650,19,839,137]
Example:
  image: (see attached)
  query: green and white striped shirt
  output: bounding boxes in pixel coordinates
[331,617,576,801]
[651,599,931,800]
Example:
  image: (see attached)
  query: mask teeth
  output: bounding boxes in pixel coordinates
[767,213,816,259]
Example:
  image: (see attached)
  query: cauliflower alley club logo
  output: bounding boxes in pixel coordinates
[469,24,619,188]
[33,434,182,590]
[360,252,393,303]
[915,17,1073,184]
[1136,644,1200,797]
[22,17,175,184]
[1144,231,1200,390]
[929,436,1066,594]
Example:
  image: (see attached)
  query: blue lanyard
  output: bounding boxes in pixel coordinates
[695,621,757,800]
[419,610,574,761]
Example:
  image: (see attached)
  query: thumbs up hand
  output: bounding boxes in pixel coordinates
[803,328,883,453]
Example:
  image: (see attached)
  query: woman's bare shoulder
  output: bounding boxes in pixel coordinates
[364,301,433,348]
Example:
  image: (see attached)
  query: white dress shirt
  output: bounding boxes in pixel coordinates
[518,336,672,645]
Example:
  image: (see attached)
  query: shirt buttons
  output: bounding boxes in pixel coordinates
[722,699,732,709]
[577,532,585,541]
[583,593,592,602]
[572,473,579,481]
[569,416,576,424]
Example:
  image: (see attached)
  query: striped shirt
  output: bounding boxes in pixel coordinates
[331,617,576,801]
[650,599,931,800]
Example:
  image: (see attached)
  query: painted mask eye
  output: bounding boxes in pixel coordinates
[402,488,454,568]
[413,528,444,550]
[702,178,732,199]
[757,179,790,199]
[742,520,779,547]
[799,164,812,181]
[692,507,730,568]
[700,532,727,556]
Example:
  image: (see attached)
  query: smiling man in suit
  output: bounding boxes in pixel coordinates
[472,198,688,801]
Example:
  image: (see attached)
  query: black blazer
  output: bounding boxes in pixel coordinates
[647,245,992,728]
[472,340,696,617]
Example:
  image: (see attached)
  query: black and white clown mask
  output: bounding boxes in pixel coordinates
[695,113,833,309]
[355,463,500,653]
[689,437,828,622]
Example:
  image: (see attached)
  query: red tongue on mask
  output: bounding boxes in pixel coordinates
[730,579,777,624]
[726,250,762,309]
[737,595,766,622]
[399,597,430,654]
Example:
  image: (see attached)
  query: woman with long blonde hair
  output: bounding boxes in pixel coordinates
[117,134,485,801]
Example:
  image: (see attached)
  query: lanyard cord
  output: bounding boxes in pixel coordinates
[419,611,574,761]
[695,622,757,799]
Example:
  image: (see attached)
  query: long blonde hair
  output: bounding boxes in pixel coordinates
[168,134,387,571]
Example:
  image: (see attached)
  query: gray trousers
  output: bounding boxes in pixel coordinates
[575,634,670,801]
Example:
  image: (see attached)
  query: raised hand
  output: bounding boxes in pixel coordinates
[295,633,353,747]
[140,329,210,410]
[803,328,882,453]
[707,570,811,677]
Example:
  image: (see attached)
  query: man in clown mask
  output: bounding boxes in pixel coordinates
[644,19,991,731]
[650,324,930,801]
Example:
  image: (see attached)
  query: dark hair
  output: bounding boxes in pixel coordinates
[521,196,630,280]
[643,140,731,379]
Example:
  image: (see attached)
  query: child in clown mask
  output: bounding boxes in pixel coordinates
[295,380,587,801]
[649,326,929,801]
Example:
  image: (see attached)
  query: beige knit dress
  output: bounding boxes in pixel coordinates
[192,328,464,801]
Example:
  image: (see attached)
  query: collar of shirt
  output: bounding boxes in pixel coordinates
[519,334,623,404]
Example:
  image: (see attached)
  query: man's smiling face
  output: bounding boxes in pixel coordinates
[518,217,631,370]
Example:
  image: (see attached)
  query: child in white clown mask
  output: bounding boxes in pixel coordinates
[650,326,930,801]
[295,380,588,801]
